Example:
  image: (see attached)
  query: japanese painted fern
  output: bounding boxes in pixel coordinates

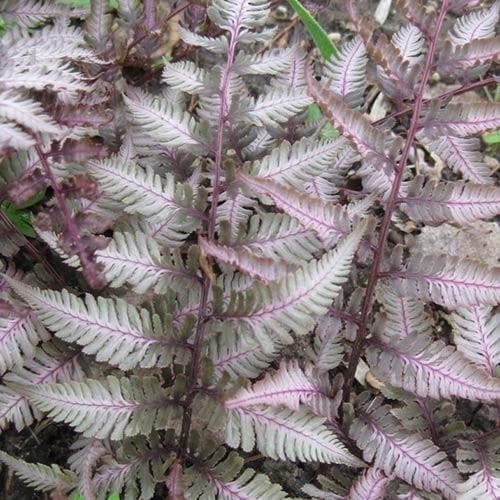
[0,0,499,498]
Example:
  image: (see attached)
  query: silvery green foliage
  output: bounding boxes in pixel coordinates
[0,0,499,498]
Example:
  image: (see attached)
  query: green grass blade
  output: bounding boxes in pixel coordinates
[287,0,337,60]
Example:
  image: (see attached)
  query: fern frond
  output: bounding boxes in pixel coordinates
[185,444,287,500]
[232,213,321,264]
[392,25,424,65]
[226,405,363,466]
[309,316,344,372]
[419,132,493,184]
[306,69,402,163]
[0,120,34,150]
[348,467,392,500]
[401,176,500,224]
[449,1,499,46]
[220,221,366,348]
[4,23,97,64]
[438,36,500,71]
[423,102,500,138]
[450,307,499,377]
[246,87,313,127]
[225,361,332,413]
[376,283,432,340]
[92,434,172,499]
[209,331,276,379]
[0,0,78,30]
[86,0,111,50]
[457,436,500,500]
[0,307,49,374]
[367,334,500,401]
[211,467,288,499]
[0,451,76,492]
[216,188,257,242]
[235,47,295,75]
[166,460,186,500]
[355,20,419,98]
[249,137,349,188]
[350,395,459,499]
[239,173,352,247]
[323,36,367,109]
[5,279,191,370]
[0,343,80,432]
[162,60,208,94]
[200,236,293,284]
[96,230,199,294]
[124,92,201,151]
[0,90,62,137]
[89,157,203,231]
[0,63,87,102]
[179,26,228,53]
[395,0,437,38]
[384,252,500,308]
[11,375,180,440]
[68,438,108,500]
[209,0,270,34]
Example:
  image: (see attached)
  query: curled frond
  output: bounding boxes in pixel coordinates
[350,395,459,499]
[400,176,500,224]
[367,334,500,401]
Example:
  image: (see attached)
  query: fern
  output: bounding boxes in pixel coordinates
[0,0,498,497]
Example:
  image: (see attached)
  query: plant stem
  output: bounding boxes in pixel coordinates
[178,23,240,454]
[34,145,100,289]
[343,0,450,402]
